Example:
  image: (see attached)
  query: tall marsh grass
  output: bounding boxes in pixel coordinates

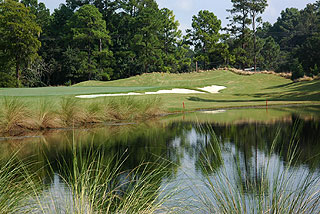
[0,138,176,213]
[0,97,30,133]
[103,97,162,121]
[28,138,175,214]
[0,96,163,134]
[33,99,59,129]
[0,154,40,213]
[59,97,84,126]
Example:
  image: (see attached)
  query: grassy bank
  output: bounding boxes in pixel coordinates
[0,97,162,135]
[0,70,320,134]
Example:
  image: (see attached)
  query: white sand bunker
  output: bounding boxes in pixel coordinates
[145,88,204,95]
[76,92,142,99]
[76,85,226,99]
[201,109,226,114]
[200,85,226,93]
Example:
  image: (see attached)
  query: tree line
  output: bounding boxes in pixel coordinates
[0,0,319,87]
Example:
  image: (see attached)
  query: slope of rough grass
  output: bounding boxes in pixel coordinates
[74,70,320,109]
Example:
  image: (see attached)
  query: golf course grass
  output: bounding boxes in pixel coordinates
[73,69,320,110]
[0,70,319,134]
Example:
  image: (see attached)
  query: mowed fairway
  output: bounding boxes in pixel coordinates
[1,70,320,111]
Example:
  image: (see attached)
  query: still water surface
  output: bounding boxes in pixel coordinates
[1,105,320,212]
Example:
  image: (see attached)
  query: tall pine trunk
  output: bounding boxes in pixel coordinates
[15,56,20,87]
[253,12,257,72]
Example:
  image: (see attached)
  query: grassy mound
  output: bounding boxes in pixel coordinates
[74,70,320,108]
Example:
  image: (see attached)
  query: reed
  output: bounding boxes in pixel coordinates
[0,154,41,213]
[103,97,162,121]
[0,97,30,133]
[82,101,104,124]
[58,97,84,127]
[33,99,59,129]
[29,138,175,214]
[136,97,163,118]
[0,96,163,135]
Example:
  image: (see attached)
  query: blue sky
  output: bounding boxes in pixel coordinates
[41,0,317,32]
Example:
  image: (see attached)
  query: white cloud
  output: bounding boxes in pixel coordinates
[174,0,194,12]
[264,1,278,23]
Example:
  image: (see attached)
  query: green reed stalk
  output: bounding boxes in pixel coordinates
[30,135,175,214]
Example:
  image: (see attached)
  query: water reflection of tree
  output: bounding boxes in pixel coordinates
[191,118,320,194]
[212,117,320,170]
[0,122,192,187]
[192,125,223,174]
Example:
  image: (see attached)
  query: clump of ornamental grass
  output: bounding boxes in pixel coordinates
[103,97,139,121]
[59,97,85,127]
[0,97,30,133]
[136,97,163,118]
[103,97,163,122]
[82,101,104,124]
[194,123,320,214]
[32,99,59,130]
[31,137,175,214]
[0,153,41,213]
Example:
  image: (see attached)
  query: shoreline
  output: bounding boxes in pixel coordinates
[1,102,319,139]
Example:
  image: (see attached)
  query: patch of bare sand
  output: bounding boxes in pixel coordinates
[76,85,226,98]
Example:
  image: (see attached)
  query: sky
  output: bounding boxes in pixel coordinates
[41,0,317,32]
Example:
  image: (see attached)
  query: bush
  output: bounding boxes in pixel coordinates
[311,64,319,76]
[291,59,304,80]
[0,72,16,88]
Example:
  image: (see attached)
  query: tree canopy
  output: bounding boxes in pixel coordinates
[0,0,41,86]
[0,0,319,87]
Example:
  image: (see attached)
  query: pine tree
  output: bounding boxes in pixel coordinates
[69,4,112,80]
[187,10,222,70]
[0,0,41,86]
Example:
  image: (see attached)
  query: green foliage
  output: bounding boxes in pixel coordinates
[311,64,320,76]
[271,8,301,49]
[265,3,320,75]
[187,10,225,70]
[260,36,280,70]
[0,0,41,86]
[69,4,113,80]
[227,0,268,70]
[291,59,305,80]
[0,72,16,88]
[296,34,320,76]
[0,58,16,87]
[1,0,320,85]
[21,0,51,29]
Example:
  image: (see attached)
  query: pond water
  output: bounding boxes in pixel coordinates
[1,105,320,213]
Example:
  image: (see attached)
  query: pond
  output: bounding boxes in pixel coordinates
[1,105,320,213]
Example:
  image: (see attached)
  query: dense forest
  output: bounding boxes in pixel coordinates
[0,0,320,87]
